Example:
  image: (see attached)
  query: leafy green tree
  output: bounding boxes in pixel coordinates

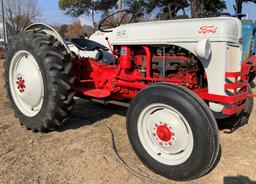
[204,0,226,17]
[191,0,226,18]
[95,0,118,11]
[58,0,118,26]
[125,0,148,21]
[58,0,92,17]
[145,0,189,20]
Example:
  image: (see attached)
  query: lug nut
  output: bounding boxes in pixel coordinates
[159,142,163,145]
[152,133,156,136]
[168,142,172,145]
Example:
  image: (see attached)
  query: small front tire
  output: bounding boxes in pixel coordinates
[127,83,220,181]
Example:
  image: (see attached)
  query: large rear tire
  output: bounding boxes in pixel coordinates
[126,83,220,181]
[4,31,75,132]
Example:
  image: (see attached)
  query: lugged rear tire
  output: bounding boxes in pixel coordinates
[4,31,75,132]
[126,83,220,181]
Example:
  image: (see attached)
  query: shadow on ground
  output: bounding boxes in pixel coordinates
[58,98,249,134]
[57,98,127,132]
[224,175,256,184]
[59,98,248,133]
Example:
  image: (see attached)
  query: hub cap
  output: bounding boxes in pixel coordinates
[16,76,26,93]
[138,103,193,165]
[9,50,44,117]
[156,124,172,142]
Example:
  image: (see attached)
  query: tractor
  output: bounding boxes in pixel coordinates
[241,19,256,60]
[3,10,256,181]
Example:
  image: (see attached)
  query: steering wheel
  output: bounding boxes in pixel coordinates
[98,10,134,32]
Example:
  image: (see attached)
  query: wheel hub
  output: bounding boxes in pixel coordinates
[156,124,172,142]
[16,76,26,93]
[153,122,175,146]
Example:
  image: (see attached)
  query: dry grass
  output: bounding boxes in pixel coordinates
[0,60,256,184]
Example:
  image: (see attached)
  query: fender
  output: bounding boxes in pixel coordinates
[24,23,71,54]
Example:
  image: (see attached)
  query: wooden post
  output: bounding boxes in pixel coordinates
[118,0,122,21]
[1,0,7,46]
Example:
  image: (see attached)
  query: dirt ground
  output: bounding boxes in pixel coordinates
[0,60,256,184]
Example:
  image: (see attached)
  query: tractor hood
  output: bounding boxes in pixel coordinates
[90,17,242,46]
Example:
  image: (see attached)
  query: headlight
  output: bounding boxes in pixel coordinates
[195,39,212,60]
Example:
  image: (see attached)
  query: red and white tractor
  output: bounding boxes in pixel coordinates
[3,10,256,181]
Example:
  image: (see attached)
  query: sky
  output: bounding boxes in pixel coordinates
[38,0,256,25]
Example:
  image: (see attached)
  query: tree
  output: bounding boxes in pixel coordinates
[204,0,226,17]
[67,22,84,38]
[4,0,41,33]
[191,0,226,18]
[125,0,147,21]
[58,0,118,26]
[191,0,204,18]
[145,0,189,20]
[58,0,92,17]
[58,24,68,38]
[234,0,256,14]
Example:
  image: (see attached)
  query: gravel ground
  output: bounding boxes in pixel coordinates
[0,60,256,184]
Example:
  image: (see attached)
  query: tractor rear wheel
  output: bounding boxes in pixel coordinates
[4,31,75,132]
[126,83,220,181]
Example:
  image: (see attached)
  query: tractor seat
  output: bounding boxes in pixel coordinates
[71,37,109,51]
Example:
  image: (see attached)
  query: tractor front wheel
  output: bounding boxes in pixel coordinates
[4,31,75,132]
[126,83,220,181]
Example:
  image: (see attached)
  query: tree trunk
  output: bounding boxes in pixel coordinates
[182,8,186,16]
[235,0,243,14]
[199,0,205,17]
[168,3,172,19]
[92,9,95,28]
[191,0,197,18]
[118,0,122,21]
[191,0,204,18]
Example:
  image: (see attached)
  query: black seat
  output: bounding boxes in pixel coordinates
[71,37,109,51]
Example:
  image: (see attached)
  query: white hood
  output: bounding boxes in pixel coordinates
[90,17,242,46]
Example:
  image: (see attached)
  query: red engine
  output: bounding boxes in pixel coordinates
[73,45,205,101]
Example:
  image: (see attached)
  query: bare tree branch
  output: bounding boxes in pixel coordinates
[3,0,41,33]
